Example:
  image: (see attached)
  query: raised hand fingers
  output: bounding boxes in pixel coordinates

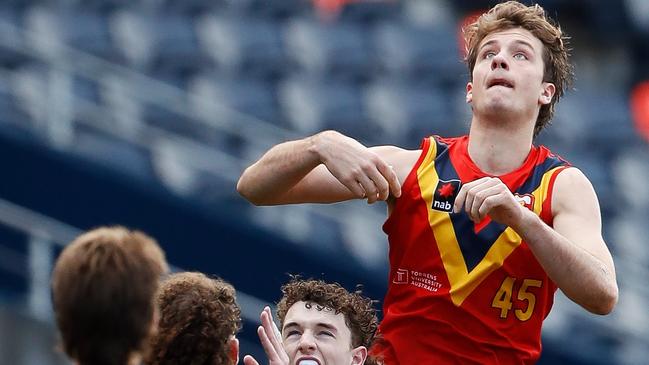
[257,325,280,361]
[243,355,261,365]
[260,307,283,357]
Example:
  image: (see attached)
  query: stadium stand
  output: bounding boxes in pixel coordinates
[0,1,647,364]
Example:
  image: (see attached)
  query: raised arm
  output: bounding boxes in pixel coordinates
[237,130,403,205]
[454,168,618,315]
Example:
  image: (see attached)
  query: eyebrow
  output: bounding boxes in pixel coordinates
[479,39,535,52]
[282,322,339,333]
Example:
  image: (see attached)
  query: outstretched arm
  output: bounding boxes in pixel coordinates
[454,168,618,315]
[237,130,402,205]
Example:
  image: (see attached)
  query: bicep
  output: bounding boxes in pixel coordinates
[551,168,615,269]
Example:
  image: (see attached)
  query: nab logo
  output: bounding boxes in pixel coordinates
[431,179,461,212]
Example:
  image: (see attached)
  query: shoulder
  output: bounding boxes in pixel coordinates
[369,145,422,185]
[552,167,599,215]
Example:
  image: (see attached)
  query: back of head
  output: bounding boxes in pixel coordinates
[51,226,168,365]
[147,272,242,365]
[464,1,573,136]
[276,278,378,359]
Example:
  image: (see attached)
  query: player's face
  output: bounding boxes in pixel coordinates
[282,301,364,365]
[466,27,555,124]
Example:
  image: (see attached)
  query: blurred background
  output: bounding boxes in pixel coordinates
[0,0,647,364]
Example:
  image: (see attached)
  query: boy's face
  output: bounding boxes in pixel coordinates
[467,27,555,125]
[282,301,365,365]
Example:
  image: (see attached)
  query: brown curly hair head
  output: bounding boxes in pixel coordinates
[146,272,242,365]
[464,1,574,137]
[276,278,378,354]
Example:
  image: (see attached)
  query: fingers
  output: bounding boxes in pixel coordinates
[243,355,260,365]
[376,161,402,199]
[265,307,282,343]
[358,158,400,204]
[260,307,283,357]
[356,173,380,204]
[454,177,492,214]
[468,185,503,221]
[454,177,507,221]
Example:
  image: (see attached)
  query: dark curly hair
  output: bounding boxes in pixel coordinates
[276,278,379,364]
[464,1,574,137]
[146,272,242,365]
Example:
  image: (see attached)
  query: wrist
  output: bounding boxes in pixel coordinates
[307,130,335,164]
[510,208,541,237]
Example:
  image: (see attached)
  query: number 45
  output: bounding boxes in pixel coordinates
[491,276,543,321]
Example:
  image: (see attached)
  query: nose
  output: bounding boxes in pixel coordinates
[297,332,317,353]
[491,53,509,71]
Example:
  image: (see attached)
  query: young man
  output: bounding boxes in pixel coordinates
[243,279,379,365]
[146,272,242,365]
[51,226,169,365]
[237,1,618,363]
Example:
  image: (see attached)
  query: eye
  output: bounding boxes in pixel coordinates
[513,52,528,60]
[285,330,301,338]
[483,51,496,59]
[319,331,335,337]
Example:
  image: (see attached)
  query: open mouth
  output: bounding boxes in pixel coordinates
[488,79,514,89]
[297,359,321,365]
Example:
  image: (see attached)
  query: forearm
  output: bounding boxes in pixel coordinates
[512,211,618,314]
[237,136,320,205]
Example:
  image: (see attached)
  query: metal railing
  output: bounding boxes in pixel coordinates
[0,197,268,323]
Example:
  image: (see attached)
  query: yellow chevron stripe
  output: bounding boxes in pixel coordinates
[417,141,564,306]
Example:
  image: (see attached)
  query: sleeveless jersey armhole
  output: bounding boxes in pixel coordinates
[540,165,570,226]
[383,137,436,233]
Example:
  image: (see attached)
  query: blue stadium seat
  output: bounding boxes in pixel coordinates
[188,73,280,126]
[284,18,374,82]
[278,76,371,140]
[72,124,156,182]
[364,80,461,147]
[154,0,226,14]
[223,0,309,19]
[8,64,49,127]
[373,21,465,86]
[338,0,402,24]
[111,11,211,77]
[196,15,287,80]
[0,7,32,68]
[24,7,123,63]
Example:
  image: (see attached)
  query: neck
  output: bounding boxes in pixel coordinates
[467,115,534,175]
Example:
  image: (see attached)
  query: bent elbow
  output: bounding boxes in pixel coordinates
[236,177,259,205]
[588,284,619,315]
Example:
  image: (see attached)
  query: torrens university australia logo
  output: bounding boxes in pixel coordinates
[432,179,461,212]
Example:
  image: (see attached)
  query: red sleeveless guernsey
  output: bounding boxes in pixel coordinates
[372,136,570,364]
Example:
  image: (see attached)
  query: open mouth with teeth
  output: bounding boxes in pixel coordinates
[488,79,514,89]
[298,360,320,365]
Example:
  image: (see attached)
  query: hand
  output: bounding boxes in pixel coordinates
[243,306,289,365]
[312,131,401,204]
[453,177,526,227]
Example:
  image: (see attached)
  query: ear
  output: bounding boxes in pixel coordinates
[351,346,368,365]
[539,82,556,105]
[229,337,240,365]
[466,82,473,103]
